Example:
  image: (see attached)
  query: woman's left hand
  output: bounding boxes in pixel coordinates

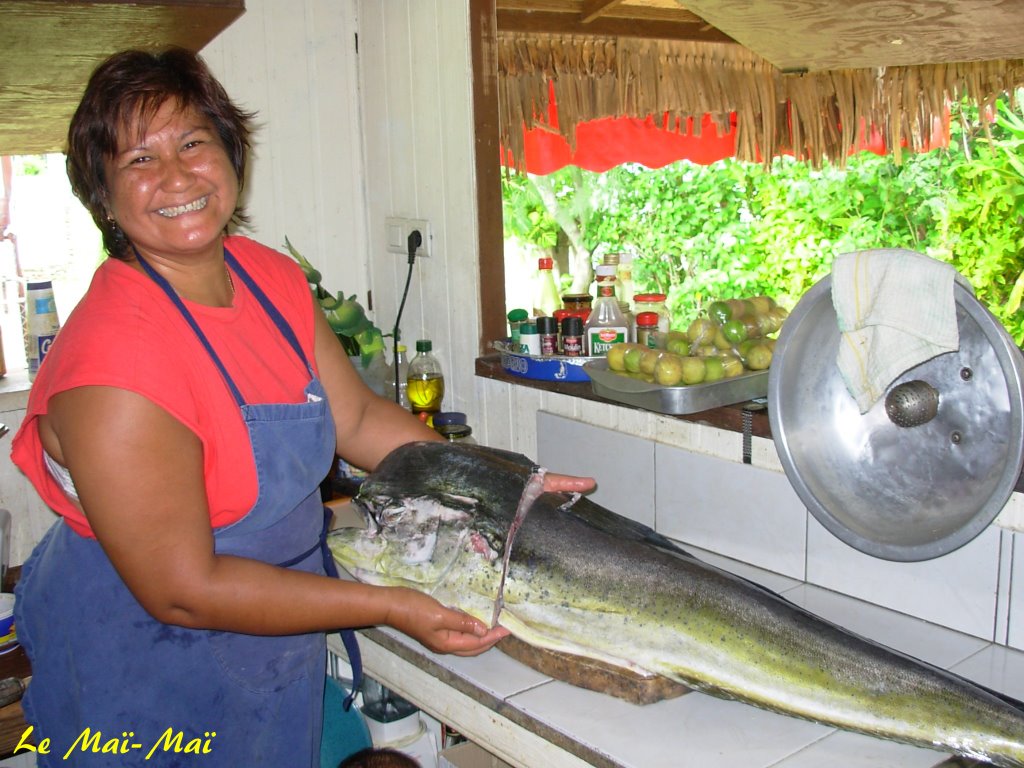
[543,472,596,494]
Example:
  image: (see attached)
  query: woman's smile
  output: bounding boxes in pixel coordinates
[105,99,239,263]
[157,195,210,218]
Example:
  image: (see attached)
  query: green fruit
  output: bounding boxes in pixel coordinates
[708,301,732,326]
[640,349,662,376]
[624,346,645,374]
[713,328,733,350]
[745,343,773,371]
[704,356,726,382]
[667,338,691,356]
[654,354,684,386]
[749,295,776,315]
[680,356,707,385]
[727,298,752,319]
[722,319,748,344]
[721,354,745,378]
[606,343,631,372]
[686,317,716,345]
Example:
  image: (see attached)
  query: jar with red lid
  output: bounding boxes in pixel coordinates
[562,293,593,319]
[635,311,659,348]
[634,293,670,333]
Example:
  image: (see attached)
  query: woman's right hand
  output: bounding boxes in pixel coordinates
[384,587,509,657]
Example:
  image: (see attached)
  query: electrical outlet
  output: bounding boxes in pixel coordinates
[385,217,431,258]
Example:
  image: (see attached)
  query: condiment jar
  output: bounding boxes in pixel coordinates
[437,424,477,444]
[560,315,584,357]
[536,316,558,356]
[561,293,593,320]
[507,308,528,346]
[636,311,659,348]
[634,293,670,333]
[518,322,541,355]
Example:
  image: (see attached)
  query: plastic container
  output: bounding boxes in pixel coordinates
[584,265,628,356]
[384,344,410,408]
[0,593,16,651]
[506,309,528,345]
[25,279,60,380]
[518,322,541,355]
[533,257,561,317]
[408,339,445,414]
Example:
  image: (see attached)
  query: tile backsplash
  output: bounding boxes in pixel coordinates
[537,410,1021,649]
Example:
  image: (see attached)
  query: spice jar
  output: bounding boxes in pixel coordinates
[560,315,584,357]
[636,312,659,348]
[536,316,558,356]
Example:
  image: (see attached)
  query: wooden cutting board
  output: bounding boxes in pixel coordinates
[497,635,690,705]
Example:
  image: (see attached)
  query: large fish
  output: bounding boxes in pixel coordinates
[328,441,1024,767]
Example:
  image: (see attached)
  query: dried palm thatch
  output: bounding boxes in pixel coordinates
[497,33,1024,170]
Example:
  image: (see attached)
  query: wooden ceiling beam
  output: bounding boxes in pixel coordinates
[580,0,627,25]
[496,9,735,43]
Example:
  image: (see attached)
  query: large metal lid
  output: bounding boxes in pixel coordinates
[768,275,1024,561]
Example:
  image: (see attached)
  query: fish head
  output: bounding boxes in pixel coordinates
[330,488,501,592]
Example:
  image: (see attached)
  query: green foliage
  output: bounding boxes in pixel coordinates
[503,92,1024,343]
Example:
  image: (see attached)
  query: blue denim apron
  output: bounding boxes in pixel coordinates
[15,248,343,766]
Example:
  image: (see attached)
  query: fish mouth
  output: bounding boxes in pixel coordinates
[156,196,209,218]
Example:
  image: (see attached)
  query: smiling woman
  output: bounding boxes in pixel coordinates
[7,45,591,768]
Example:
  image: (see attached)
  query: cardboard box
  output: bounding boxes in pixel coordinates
[438,741,513,768]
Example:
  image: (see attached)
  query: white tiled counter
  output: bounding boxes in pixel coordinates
[330,546,1024,768]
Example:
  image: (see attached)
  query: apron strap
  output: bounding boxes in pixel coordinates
[274,505,363,711]
[317,505,363,711]
[225,249,314,373]
[133,247,247,406]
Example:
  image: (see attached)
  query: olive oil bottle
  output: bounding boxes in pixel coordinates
[407,339,445,414]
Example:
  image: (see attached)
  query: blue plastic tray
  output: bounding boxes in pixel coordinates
[495,342,597,382]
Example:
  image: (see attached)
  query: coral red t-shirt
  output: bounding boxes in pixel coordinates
[11,235,321,538]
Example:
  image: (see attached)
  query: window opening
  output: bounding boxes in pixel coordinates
[1,153,103,373]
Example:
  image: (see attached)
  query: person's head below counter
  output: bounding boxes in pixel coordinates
[64,47,256,260]
[339,746,420,768]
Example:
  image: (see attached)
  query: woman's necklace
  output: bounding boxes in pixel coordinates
[225,263,235,298]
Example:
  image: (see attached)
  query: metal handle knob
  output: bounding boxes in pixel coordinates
[884,380,940,428]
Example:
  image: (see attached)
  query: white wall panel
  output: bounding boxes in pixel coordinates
[204,0,370,314]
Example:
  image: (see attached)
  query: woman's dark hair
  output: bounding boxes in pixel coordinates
[66,47,256,259]
[338,747,420,767]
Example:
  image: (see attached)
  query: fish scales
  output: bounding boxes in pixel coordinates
[329,441,1024,767]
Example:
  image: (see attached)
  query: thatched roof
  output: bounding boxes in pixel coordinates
[497,33,1024,170]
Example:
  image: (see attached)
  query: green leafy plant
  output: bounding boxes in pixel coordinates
[284,236,385,367]
[503,91,1024,343]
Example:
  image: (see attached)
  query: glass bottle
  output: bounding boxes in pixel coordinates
[616,252,635,311]
[533,257,561,317]
[584,265,629,356]
[634,293,671,333]
[383,343,410,408]
[407,339,445,414]
[436,423,477,444]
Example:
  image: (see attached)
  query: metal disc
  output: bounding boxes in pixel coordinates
[768,275,1024,561]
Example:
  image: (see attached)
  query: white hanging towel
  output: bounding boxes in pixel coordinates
[832,248,967,413]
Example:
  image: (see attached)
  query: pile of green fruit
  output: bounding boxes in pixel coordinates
[605,295,788,387]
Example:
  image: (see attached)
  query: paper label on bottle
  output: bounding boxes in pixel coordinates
[587,326,627,355]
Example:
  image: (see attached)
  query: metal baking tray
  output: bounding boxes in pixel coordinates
[584,359,768,415]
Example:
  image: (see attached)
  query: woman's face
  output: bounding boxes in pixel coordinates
[104,99,239,263]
